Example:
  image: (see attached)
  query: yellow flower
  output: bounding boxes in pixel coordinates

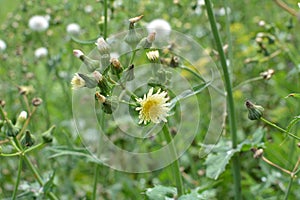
[71,73,85,90]
[136,87,170,124]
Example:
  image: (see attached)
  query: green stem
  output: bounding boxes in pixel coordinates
[103,0,108,40]
[129,49,137,65]
[204,0,241,199]
[284,177,294,200]
[260,117,300,140]
[162,124,184,197]
[12,157,23,200]
[92,164,100,200]
[23,156,59,200]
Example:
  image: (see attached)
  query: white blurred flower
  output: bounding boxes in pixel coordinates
[258,20,266,27]
[298,2,300,8]
[0,39,7,52]
[198,0,205,6]
[66,23,81,35]
[84,5,93,13]
[147,19,171,41]
[136,87,170,124]
[71,73,85,90]
[34,47,48,58]
[218,7,231,16]
[73,49,84,58]
[28,15,49,31]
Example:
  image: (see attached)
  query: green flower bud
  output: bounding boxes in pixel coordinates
[21,130,35,147]
[15,111,27,129]
[124,29,142,48]
[245,100,264,120]
[95,37,110,54]
[6,120,20,137]
[136,32,156,50]
[93,71,111,96]
[73,49,100,72]
[78,73,98,89]
[42,125,56,143]
[110,58,123,75]
[124,64,135,82]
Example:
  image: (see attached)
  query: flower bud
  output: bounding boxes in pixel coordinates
[245,100,264,120]
[76,73,98,89]
[15,111,27,129]
[95,37,110,54]
[95,92,106,103]
[110,58,123,75]
[18,85,35,95]
[124,29,142,48]
[73,49,100,72]
[42,125,56,143]
[136,32,156,49]
[21,130,35,147]
[95,94,117,114]
[32,97,43,106]
[124,64,135,82]
[6,120,20,137]
[93,71,111,95]
[251,148,264,158]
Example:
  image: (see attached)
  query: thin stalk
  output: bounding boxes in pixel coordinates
[12,157,22,200]
[92,164,100,200]
[284,177,294,200]
[204,0,241,199]
[103,0,108,40]
[233,77,263,91]
[162,124,184,196]
[260,117,300,140]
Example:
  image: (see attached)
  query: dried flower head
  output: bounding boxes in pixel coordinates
[32,97,43,106]
[129,15,144,24]
[260,69,275,80]
[71,73,86,90]
[136,87,170,124]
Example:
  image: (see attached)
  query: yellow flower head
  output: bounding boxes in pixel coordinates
[71,73,85,90]
[136,87,170,124]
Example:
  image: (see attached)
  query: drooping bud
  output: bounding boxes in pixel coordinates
[32,97,43,107]
[73,49,100,72]
[245,100,264,120]
[95,37,110,54]
[42,125,56,143]
[15,111,27,129]
[21,130,35,147]
[18,85,35,95]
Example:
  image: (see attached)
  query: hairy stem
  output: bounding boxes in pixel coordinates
[204,0,241,199]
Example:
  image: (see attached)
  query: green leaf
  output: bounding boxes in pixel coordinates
[145,185,177,200]
[287,115,300,133]
[178,187,216,200]
[204,129,264,180]
[43,171,55,194]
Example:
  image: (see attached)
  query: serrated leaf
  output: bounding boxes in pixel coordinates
[205,147,239,180]
[145,185,177,200]
[178,188,217,200]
